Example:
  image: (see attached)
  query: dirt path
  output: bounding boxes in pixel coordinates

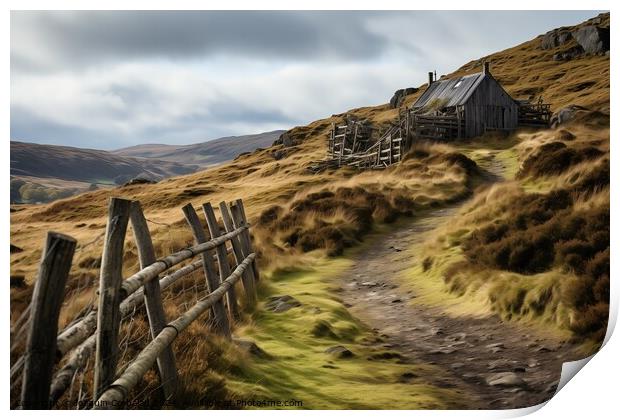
[337,157,580,409]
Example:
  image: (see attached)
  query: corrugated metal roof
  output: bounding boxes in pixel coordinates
[412,72,486,109]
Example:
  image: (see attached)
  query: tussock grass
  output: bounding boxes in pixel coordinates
[253,145,480,261]
[401,122,609,350]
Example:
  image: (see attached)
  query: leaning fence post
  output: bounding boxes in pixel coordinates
[182,204,231,337]
[202,203,240,321]
[94,198,131,400]
[219,201,257,307]
[20,232,76,409]
[231,199,260,282]
[129,201,179,402]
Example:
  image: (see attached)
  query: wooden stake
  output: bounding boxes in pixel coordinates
[202,203,239,321]
[94,198,131,400]
[129,201,179,402]
[20,232,76,409]
[230,199,259,282]
[219,201,257,307]
[182,204,231,337]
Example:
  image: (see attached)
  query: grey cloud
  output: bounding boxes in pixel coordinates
[11,10,603,149]
[10,90,298,148]
[11,11,390,71]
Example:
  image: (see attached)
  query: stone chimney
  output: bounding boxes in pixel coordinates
[483,61,490,74]
[428,71,434,86]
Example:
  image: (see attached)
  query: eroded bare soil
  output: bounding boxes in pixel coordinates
[338,205,581,409]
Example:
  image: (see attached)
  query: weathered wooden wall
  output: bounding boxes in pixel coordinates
[463,74,519,137]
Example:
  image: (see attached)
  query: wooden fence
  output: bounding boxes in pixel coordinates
[408,113,465,140]
[517,99,552,127]
[310,118,405,172]
[12,197,259,409]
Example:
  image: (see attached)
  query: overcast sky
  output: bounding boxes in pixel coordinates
[11,10,599,150]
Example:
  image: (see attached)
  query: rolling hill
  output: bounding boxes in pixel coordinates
[113,130,285,167]
[10,141,200,203]
[10,130,285,203]
[11,141,199,183]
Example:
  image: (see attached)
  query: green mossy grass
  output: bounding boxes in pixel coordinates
[227,255,465,409]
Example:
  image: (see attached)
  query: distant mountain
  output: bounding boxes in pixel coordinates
[10,141,200,203]
[10,130,285,204]
[113,130,285,167]
[11,141,199,184]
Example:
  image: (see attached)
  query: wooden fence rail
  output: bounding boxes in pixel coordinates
[13,197,260,410]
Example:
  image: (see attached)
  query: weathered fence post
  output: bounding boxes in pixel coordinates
[182,204,231,337]
[129,201,179,402]
[219,201,257,307]
[230,199,260,282]
[20,232,76,409]
[94,198,131,400]
[202,203,240,321]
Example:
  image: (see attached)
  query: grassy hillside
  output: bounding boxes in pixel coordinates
[399,12,610,113]
[10,12,609,408]
[401,120,609,352]
[10,13,609,283]
[113,130,285,167]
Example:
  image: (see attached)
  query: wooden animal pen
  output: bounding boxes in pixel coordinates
[516,98,552,127]
[11,197,259,409]
[309,117,406,172]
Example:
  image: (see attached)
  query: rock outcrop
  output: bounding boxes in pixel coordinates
[541,29,573,50]
[542,21,609,60]
[389,87,418,108]
[572,25,610,54]
[550,104,587,128]
[123,176,157,186]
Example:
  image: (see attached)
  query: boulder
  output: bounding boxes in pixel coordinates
[485,342,505,349]
[389,87,418,109]
[311,320,339,339]
[233,338,270,358]
[264,295,301,313]
[486,372,527,387]
[123,176,157,186]
[273,132,296,147]
[541,29,573,49]
[487,359,511,370]
[572,26,610,54]
[325,345,354,359]
[550,104,588,128]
